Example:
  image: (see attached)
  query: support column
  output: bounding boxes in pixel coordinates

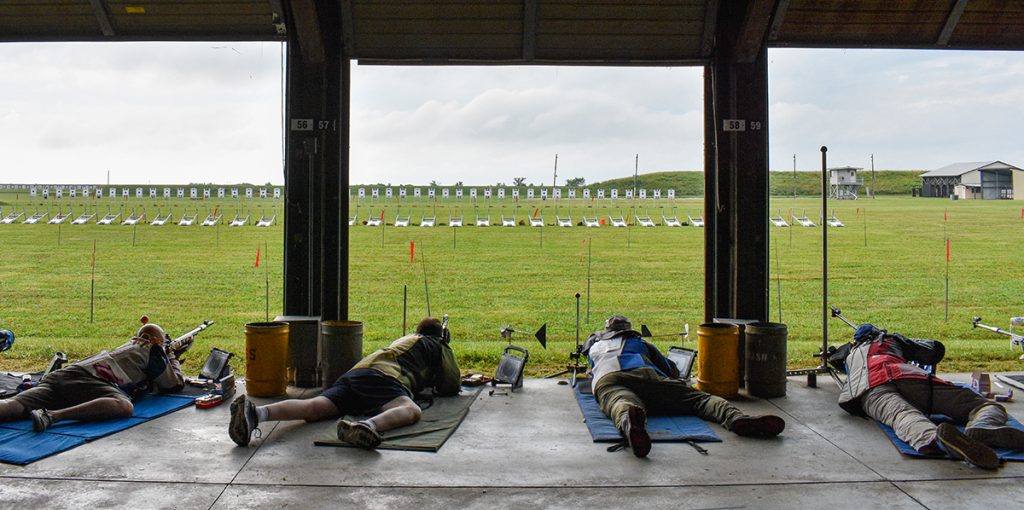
[704,1,770,323]
[283,1,349,320]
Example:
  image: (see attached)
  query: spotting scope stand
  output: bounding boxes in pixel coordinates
[972,316,1024,357]
[785,306,848,388]
[544,293,587,386]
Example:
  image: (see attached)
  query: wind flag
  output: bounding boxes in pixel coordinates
[410,241,415,264]
[214,207,219,218]
[254,244,261,268]
[944,210,948,222]
[379,210,385,220]
[533,208,539,218]
[946,239,951,263]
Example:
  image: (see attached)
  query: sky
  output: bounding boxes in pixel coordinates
[3,42,1024,186]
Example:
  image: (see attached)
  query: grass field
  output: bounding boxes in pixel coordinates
[1,188,1022,377]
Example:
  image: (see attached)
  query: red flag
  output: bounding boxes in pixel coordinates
[533,208,539,219]
[944,210,947,222]
[379,210,385,220]
[1020,207,1023,220]
[254,244,261,268]
[410,241,415,264]
[946,239,951,263]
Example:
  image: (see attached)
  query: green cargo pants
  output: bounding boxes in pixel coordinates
[593,367,744,432]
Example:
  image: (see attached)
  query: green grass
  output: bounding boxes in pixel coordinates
[1,191,1022,377]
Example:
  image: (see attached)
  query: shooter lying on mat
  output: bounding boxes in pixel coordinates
[834,324,1024,470]
[0,318,185,432]
[229,317,460,449]
[583,315,785,458]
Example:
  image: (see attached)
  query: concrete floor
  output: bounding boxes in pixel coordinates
[1,373,1022,509]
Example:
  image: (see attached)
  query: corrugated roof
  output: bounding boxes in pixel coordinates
[920,161,1021,177]
[7,1,1024,64]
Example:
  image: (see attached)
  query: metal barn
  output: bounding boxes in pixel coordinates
[921,161,1024,199]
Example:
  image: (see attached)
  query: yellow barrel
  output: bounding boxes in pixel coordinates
[244,321,289,397]
[696,323,740,397]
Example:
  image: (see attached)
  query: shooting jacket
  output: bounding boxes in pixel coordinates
[353,333,461,397]
[75,342,184,397]
[837,330,947,416]
[582,329,679,387]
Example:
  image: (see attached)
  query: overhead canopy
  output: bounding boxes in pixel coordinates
[4,1,1024,62]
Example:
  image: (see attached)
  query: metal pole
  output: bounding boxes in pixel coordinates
[821,146,829,366]
[775,236,783,323]
[403,284,408,335]
[871,153,876,199]
[586,238,592,324]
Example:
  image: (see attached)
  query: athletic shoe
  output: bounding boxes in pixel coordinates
[966,424,1024,450]
[30,409,54,432]
[228,395,260,446]
[731,415,786,438]
[937,423,1000,470]
[336,419,382,449]
[624,405,651,458]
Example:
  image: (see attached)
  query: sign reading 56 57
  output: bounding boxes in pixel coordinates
[290,118,337,131]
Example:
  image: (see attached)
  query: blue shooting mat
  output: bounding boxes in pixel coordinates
[573,384,721,443]
[0,392,197,465]
[0,428,86,465]
[876,414,1024,462]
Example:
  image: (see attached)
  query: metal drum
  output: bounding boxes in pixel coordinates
[696,323,739,398]
[318,320,364,388]
[244,321,289,397]
[745,322,788,398]
[275,315,320,388]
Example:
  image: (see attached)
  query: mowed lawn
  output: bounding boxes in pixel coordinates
[0,192,1022,376]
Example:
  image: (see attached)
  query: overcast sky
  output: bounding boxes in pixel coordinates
[2,42,1024,186]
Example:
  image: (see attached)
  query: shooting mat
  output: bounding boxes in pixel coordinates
[876,414,1024,462]
[0,392,197,465]
[573,382,721,443]
[314,385,484,452]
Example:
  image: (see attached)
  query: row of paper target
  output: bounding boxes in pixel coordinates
[353,187,677,200]
[14,186,281,200]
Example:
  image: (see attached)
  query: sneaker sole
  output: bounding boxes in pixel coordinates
[228,396,251,446]
[626,406,651,458]
[732,415,786,438]
[937,423,1000,470]
[966,426,1024,450]
[337,421,382,449]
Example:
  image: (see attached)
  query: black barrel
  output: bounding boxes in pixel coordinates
[275,315,321,388]
[744,322,788,398]
[318,320,364,388]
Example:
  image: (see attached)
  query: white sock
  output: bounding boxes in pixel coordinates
[255,406,269,424]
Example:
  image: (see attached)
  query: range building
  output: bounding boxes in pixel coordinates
[920,161,1024,200]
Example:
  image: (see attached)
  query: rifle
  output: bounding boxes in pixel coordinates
[166,320,215,361]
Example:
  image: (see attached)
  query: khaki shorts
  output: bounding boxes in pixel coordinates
[12,365,129,411]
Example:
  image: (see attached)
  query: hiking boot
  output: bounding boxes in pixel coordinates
[731,415,786,438]
[228,395,260,447]
[336,419,382,449]
[937,423,1000,470]
[30,409,54,432]
[965,424,1024,450]
[623,405,651,458]
[917,440,945,457]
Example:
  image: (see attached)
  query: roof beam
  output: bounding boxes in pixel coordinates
[290,0,325,64]
[88,0,115,37]
[523,0,538,61]
[937,0,970,46]
[767,0,790,41]
[734,0,776,63]
[701,0,720,58]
